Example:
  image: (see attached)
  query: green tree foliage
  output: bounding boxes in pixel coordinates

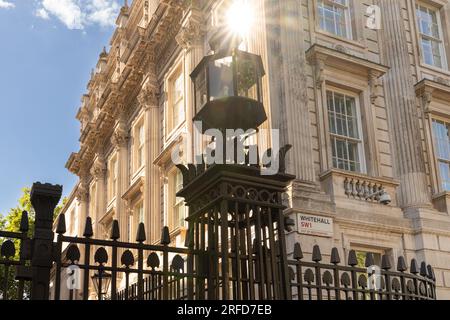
[0,187,67,300]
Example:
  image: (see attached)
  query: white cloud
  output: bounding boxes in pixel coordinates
[35,0,121,30]
[86,0,120,28]
[0,0,15,9]
[35,8,50,20]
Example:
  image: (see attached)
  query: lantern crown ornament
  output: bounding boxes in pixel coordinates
[190,29,267,133]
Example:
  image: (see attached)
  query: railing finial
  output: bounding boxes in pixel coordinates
[348,250,358,266]
[136,222,146,243]
[293,243,303,260]
[312,245,322,262]
[397,256,407,272]
[161,226,171,245]
[83,216,93,238]
[56,213,66,235]
[381,254,392,270]
[20,211,29,233]
[110,220,120,240]
[330,247,340,265]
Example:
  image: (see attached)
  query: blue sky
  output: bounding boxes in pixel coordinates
[0,0,122,215]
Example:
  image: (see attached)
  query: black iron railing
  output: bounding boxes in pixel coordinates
[288,243,436,300]
[53,214,206,300]
[0,211,31,300]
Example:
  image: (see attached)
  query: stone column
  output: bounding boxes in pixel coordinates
[379,0,430,208]
[278,0,315,184]
[91,154,107,237]
[176,5,205,164]
[138,80,161,244]
[76,176,89,237]
[112,116,129,240]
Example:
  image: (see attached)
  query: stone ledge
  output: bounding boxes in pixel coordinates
[432,191,450,214]
[319,169,400,207]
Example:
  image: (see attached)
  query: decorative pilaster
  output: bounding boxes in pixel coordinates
[138,79,161,243]
[112,116,129,241]
[279,0,315,184]
[379,0,431,208]
[176,6,205,164]
[91,154,107,236]
[76,176,90,238]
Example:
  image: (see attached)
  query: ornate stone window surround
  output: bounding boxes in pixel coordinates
[122,176,145,243]
[130,112,146,178]
[164,55,186,143]
[89,182,97,223]
[107,154,119,207]
[416,79,450,211]
[98,206,115,240]
[311,0,368,49]
[153,134,186,237]
[167,166,186,233]
[412,0,450,73]
[306,44,389,178]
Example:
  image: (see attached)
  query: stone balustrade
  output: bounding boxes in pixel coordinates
[320,169,400,207]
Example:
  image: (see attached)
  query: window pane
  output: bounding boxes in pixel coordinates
[139,125,145,146]
[328,90,363,172]
[127,214,133,242]
[318,0,350,38]
[433,120,450,160]
[439,162,450,191]
[417,5,444,68]
[170,72,184,130]
[138,204,144,224]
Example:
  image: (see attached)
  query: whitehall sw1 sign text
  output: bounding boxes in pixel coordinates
[298,213,334,237]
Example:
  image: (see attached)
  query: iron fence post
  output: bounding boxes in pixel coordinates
[30,182,62,300]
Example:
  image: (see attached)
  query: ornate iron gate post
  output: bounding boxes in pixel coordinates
[30,182,62,300]
[177,159,295,300]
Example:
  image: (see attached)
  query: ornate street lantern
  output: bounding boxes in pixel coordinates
[190,36,267,132]
[91,270,112,300]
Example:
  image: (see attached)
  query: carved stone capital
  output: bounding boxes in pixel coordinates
[421,90,434,111]
[176,17,206,50]
[91,156,107,179]
[112,122,129,148]
[138,82,159,108]
[369,71,382,104]
[314,57,326,89]
[76,181,90,202]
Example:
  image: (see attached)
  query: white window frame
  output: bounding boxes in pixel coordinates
[431,118,450,191]
[133,119,145,173]
[89,183,96,217]
[108,156,118,202]
[317,0,353,40]
[166,64,185,137]
[168,168,186,231]
[326,88,366,173]
[127,212,134,243]
[416,2,448,70]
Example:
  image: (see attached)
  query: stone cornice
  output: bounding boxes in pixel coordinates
[67,0,191,178]
[415,79,450,114]
[306,44,389,89]
[138,80,159,107]
[91,156,107,179]
[111,121,129,149]
[175,8,206,50]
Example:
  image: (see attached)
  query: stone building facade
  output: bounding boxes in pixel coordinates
[60,0,450,299]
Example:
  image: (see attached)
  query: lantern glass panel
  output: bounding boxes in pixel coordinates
[195,67,208,113]
[209,56,235,101]
[236,57,259,101]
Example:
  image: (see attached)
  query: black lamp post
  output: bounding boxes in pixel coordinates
[91,269,112,300]
[190,33,267,133]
